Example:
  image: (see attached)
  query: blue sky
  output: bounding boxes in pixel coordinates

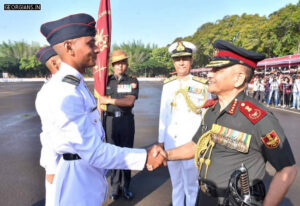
[0,0,298,47]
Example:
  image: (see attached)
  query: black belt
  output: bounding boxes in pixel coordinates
[63,153,81,160]
[200,181,265,201]
[105,111,132,117]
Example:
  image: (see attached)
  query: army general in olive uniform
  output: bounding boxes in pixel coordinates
[158,40,297,206]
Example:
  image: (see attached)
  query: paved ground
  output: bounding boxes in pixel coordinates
[0,81,299,206]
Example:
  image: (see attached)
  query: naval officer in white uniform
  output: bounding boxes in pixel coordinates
[36,13,165,206]
[158,41,209,206]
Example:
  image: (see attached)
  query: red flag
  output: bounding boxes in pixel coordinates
[94,0,111,99]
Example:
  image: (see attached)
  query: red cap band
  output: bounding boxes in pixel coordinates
[216,51,257,69]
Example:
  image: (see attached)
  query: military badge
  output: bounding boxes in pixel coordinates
[210,124,251,153]
[213,48,219,57]
[117,84,132,93]
[131,83,137,89]
[239,101,267,124]
[176,41,185,51]
[185,86,203,94]
[228,99,239,115]
[261,130,280,149]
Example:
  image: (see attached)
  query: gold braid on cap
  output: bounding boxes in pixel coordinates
[171,88,208,114]
[194,130,215,179]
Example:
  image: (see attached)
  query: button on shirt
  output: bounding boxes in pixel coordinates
[35,62,146,205]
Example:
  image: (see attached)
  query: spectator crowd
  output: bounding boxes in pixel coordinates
[249,73,300,110]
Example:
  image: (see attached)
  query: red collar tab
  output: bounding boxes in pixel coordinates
[228,99,239,115]
[202,99,218,108]
[239,101,267,124]
[216,51,257,69]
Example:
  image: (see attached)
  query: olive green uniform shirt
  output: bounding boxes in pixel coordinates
[192,92,295,202]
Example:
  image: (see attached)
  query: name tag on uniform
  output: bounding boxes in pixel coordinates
[117,84,132,93]
[210,124,252,153]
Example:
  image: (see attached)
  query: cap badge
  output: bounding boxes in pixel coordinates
[176,41,185,52]
[213,48,219,57]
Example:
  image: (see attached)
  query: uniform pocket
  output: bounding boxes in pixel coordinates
[88,109,101,125]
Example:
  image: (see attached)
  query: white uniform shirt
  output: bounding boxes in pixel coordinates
[35,62,147,206]
[158,74,209,150]
[36,75,61,174]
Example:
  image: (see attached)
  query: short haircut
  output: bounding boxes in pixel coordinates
[244,66,254,83]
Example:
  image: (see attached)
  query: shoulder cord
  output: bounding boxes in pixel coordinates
[194,109,215,179]
[172,88,208,114]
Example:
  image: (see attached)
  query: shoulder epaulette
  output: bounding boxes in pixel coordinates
[239,101,267,124]
[62,75,80,86]
[192,76,208,84]
[202,98,218,108]
[163,76,177,84]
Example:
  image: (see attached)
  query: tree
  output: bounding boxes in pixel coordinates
[112,40,157,75]
[0,40,42,77]
[19,55,48,77]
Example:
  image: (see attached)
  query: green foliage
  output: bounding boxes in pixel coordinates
[0,40,44,77]
[112,40,158,76]
[0,2,299,78]
[149,47,174,74]
[181,2,300,66]
[0,56,21,76]
[0,40,40,59]
[19,56,49,77]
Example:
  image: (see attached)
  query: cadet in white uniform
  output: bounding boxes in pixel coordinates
[158,41,209,206]
[35,46,61,206]
[36,13,165,206]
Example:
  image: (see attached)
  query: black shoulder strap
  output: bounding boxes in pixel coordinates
[62,75,80,86]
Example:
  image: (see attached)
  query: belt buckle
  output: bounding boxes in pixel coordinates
[115,111,121,117]
[199,180,217,197]
[200,182,211,196]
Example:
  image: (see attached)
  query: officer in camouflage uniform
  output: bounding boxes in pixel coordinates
[160,40,297,206]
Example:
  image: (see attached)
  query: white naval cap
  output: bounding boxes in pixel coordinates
[168,41,196,58]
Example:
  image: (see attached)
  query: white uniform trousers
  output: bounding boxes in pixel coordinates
[167,159,199,206]
[45,179,56,206]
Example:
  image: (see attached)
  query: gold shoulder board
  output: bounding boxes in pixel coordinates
[164,76,177,84]
[192,76,208,84]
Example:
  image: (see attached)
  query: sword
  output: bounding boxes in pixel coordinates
[227,163,262,206]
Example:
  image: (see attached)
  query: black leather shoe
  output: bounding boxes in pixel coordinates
[122,188,133,200]
[109,191,119,201]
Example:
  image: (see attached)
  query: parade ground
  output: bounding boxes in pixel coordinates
[0,81,299,206]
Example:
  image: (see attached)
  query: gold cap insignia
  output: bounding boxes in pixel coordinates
[176,41,185,52]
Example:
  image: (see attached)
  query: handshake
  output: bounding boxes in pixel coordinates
[145,144,168,171]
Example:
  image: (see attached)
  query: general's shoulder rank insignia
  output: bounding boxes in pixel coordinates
[62,75,80,86]
[261,130,280,149]
[239,101,267,124]
[202,99,218,108]
[228,99,239,115]
[163,76,177,84]
[192,76,208,84]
